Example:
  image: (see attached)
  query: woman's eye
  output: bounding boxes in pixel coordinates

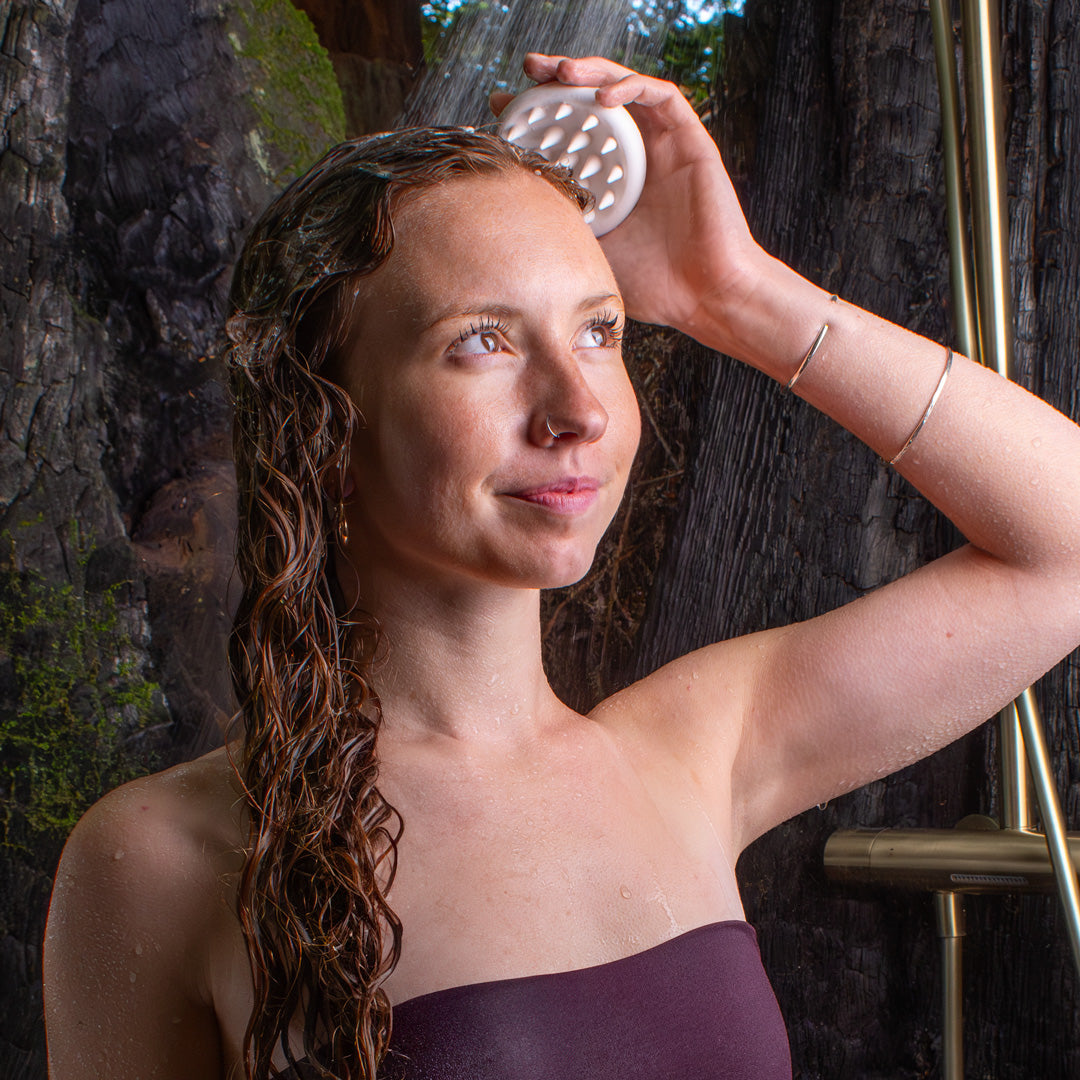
[577,318,623,350]
[451,323,508,358]
[457,331,500,354]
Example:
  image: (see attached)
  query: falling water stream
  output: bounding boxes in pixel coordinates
[399,1,698,128]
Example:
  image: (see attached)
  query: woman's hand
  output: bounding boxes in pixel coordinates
[493,53,766,339]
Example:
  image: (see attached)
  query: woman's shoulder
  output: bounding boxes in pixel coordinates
[585,649,750,844]
[60,743,246,892]
[48,743,246,982]
[44,745,244,1077]
[588,645,747,757]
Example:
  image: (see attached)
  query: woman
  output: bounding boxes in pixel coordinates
[43,53,1080,1079]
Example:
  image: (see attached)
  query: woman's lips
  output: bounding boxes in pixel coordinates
[505,477,600,514]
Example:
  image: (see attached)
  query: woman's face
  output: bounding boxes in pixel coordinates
[338,169,641,595]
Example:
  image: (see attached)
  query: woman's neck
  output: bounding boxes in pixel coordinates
[359,572,567,750]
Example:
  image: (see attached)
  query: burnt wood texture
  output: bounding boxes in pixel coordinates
[0,0,347,1074]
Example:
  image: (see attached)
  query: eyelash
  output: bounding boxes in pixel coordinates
[587,310,624,347]
[455,317,510,346]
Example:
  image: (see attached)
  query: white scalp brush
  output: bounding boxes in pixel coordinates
[497,82,646,237]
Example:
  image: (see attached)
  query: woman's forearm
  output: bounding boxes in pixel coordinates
[684,253,1080,579]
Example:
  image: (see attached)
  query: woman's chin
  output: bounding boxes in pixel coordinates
[474,540,599,592]
[529,548,600,590]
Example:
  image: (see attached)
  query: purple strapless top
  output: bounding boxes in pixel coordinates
[278,920,792,1079]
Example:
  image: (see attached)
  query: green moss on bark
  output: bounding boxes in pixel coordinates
[228,0,346,182]
[0,530,167,852]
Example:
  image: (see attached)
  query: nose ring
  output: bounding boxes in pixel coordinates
[546,415,569,440]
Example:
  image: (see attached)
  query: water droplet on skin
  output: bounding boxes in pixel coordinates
[129,971,137,983]
[619,885,632,899]
[134,943,143,956]
[1032,436,1043,448]
[113,849,125,860]
[691,671,699,680]
[487,673,497,686]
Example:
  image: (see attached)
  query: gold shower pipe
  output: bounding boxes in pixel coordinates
[825,0,1080,967]
[826,1,1080,1075]
[954,0,1080,967]
[826,819,1080,894]
[929,0,977,362]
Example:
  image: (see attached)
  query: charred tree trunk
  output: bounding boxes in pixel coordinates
[0,1,348,1074]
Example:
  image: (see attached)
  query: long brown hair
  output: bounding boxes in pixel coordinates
[225,127,591,1080]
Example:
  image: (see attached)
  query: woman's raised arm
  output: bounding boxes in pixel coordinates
[519,55,1080,850]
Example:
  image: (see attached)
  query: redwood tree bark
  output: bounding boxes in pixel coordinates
[292,0,422,136]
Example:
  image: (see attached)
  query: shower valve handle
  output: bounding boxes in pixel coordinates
[497,82,646,237]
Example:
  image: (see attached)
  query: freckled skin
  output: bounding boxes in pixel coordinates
[334,171,642,605]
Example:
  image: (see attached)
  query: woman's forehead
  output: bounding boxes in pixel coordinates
[366,172,617,312]
[393,169,594,250]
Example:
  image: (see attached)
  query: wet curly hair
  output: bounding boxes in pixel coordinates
[224,127,591,1080]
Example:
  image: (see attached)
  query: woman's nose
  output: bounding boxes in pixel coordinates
[533,374,609,446]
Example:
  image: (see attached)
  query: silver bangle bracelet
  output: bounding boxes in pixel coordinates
[786,294,839,391]
[889,347,954,466]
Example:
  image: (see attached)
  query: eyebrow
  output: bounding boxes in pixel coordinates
[421,293,623,333]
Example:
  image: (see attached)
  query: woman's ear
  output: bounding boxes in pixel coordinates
[320,463,356,502]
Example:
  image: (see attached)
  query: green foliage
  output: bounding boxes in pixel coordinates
[420,0,730,105]
[420,0,489,72]
[229,0,346,181]
[656,10,726,105]
[0,531,167,853]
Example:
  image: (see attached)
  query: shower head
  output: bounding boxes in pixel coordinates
[497,83,646,237]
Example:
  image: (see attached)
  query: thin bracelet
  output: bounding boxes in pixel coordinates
[787,294,839,391]
[889,347,953,466]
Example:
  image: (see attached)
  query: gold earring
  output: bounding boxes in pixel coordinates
[336,502,349,546]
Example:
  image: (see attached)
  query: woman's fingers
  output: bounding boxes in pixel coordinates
[521,54,696,130]
[595,73,689,114]
[522,52,572,82]
[488,91,514,117]
[524,53,641,90]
